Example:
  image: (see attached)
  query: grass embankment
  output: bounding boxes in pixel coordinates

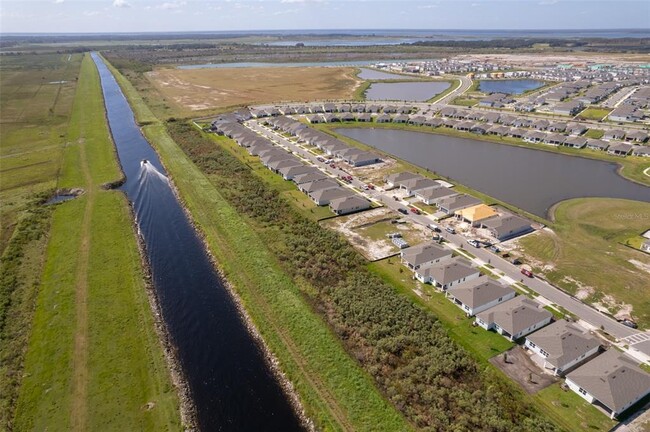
[320,121,650,186]
[0,52,82,429]
[11,54,181,431]
[427,78,461,103]
[518,198,650,328]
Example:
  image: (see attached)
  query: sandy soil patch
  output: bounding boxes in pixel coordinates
[323,207,431,261]
[146,66,360,115]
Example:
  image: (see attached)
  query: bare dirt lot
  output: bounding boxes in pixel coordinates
[146,66,360,115]
[323,207,431,261]
[490,346,557,394]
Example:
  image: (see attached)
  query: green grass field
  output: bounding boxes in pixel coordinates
[11,54,181,431]
[518,198,650,328]
[109,57,412,431]
[451,97,479,107]
[576,107,612,121]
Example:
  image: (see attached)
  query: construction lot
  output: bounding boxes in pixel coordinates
[322,207,431,261]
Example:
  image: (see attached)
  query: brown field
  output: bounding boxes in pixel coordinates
[145,66,361,116]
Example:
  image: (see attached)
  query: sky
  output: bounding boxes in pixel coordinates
[1,0,649,34]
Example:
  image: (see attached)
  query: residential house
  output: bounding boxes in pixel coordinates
[446,278,516,316]
[566,350,650,419]
[607,142,633,156]
[437,194,482,214]
[414,257,480,290]
[475,296,553,341]
[415,186,458,205]
[309,187,355,206]
[481,214,533,242]
[329,195,370,215]
[385,172,420,189]
[400,242,453,271]
[455,204,498,227]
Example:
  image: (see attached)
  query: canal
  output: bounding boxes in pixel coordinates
[91,53,304,431]
[336,128,650,218]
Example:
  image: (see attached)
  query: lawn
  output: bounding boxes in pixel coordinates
[576,107,612,121]
[451,97,479,107]
[112,58,412,431]
[517,198,650,328]
[583,128,605,139]
[534,383,616,432]
[12,54,181,431]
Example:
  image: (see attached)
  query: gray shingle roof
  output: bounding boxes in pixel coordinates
[447,278,515,309]
[567,350,650,414]
[477,296,552,336]
[417,257,478,284]
[526,320,600,369]
[401,242,452,266]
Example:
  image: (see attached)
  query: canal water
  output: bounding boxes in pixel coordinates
[478,79,545,95]
[365,81,450,101]
[90,53,303,431]
[336,128,650,218]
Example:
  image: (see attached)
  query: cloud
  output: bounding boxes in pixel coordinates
[417,4,437,9]
[273,8,298,15]
[160,1,187,9]
[112,0,131,7]
[53,0,65,4]
[83,10,101,16]
[280,0,324,3]
[538,0,558,4]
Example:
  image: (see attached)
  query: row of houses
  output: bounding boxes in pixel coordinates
[609,86,650,123]
[211,119,371,215]
[264,116,383,167]
[385,172,534,241]
[399,243,650,420]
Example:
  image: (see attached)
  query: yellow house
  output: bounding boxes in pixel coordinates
[455,204,498,226]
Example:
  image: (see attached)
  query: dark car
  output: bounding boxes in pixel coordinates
[619,319,638,329]
[521,268,534,278]
[398,208,408,215]
[511,258,522,266]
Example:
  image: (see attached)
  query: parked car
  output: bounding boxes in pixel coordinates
[329,164,336,169]
[488,245,500,253]
[468,240,481,248]
[410,207,421,215]
[398,208,408,215]
[392,195,400,201]
[445,226,456,234]
[427,223,441,232]
[367,184,375,190]
[521,268,534,278]
[619,319,638,329]
[432,234,441,241]
[316,156,324,162]
[511,258,522,265]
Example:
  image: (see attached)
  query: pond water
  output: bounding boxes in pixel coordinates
[478,79,545,95]
[357,68,417,80]
[91,53,304,432]
[335,128,650,218]
[365,81,450,102]
[46,194,77,205]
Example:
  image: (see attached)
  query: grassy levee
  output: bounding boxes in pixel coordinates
[12,54,181,431]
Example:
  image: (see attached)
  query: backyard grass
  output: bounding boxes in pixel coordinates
[518,198,650,328]
[12,54,181,431]
[583,128,605,139]
[576,107,612,121]
[145,66,361,118]
[534,383,616,432]
[112,58,412,431]
[451,97,479,107]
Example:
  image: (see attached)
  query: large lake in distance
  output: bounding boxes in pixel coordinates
[357,67,417,80]
[478,79,545,95]
[336,128,650,218]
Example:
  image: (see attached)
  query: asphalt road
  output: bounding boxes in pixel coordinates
[246,120,643,344]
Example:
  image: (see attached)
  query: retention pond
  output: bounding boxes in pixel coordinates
[336,128,650,218]
[91,53,303,431]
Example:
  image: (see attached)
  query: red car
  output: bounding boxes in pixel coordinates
[367,184,375,190]
[410,207,421,215]
[330,164,336,169]
[521,268,534,278]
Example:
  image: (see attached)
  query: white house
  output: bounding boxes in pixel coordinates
[475,296,552,341]
[446,278,516,316]
[566,350,650,419]
[414,257,480,290]
[524,320,600,376]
